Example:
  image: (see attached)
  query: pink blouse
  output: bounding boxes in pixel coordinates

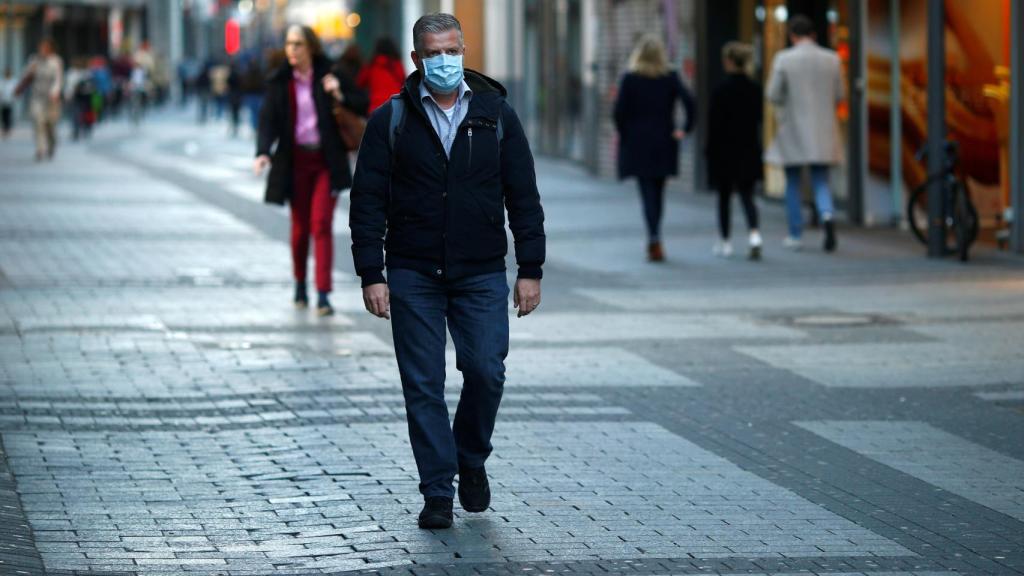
[293,69,320,146]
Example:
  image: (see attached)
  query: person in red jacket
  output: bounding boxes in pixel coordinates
[357,37,406,112]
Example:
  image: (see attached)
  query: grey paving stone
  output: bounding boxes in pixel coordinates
[796,420,1024,522]
[735,341,1024,388]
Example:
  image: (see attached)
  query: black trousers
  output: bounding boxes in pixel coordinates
[637,177,667,241]
[1,105,11,134]
[717,180,759,239]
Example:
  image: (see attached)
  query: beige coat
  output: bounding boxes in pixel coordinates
[764,41,844,166]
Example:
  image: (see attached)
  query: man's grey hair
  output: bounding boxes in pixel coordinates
[413,13,463,54]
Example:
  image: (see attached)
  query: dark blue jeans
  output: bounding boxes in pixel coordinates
[387,268,509,499]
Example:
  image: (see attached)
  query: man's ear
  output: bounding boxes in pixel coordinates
[410,50,420,69]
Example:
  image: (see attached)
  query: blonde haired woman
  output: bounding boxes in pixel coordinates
[614,34,695,262]
[707,41,763,260]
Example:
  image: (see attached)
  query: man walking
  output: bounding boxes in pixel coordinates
[766,14,844,252]
[349,13,545,529]
[18,39,63,161]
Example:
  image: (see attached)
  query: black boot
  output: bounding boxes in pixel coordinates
[293,282,308,309]
[458,465,491,513]
[824,220,837,253]
[316,291,334,317]
[418,496,453,529]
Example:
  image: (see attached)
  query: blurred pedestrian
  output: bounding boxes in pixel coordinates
[196,59,212,123]
[330,43,369,117]
[765,14,844,252]
[227,59,243,137]
[349,12,546,530]
[209,60,230,119]
[65,58,96,141]
[614,35,695,262]
[88,56,112,122]
[240,55,266,134]
[357,37,406,112]
[707,42,763,260]
[17,38,63,161]
[110,50,132,116]
[1,68,16,138]
[254,25,351,316]
[324,43,369,157]
[127,62,148,126]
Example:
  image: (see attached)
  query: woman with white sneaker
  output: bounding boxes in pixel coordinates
[707,42,763,260]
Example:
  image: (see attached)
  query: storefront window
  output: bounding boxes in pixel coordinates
[866,0,1012,239]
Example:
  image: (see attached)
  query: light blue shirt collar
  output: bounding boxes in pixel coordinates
[419,78,473,108]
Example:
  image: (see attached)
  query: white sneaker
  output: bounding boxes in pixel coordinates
[783,236,803,251]
[749,231,763,248]
[713,240,734,258]
[749,231,763,260]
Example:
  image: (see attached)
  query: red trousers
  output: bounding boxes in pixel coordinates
[290,148,337,292]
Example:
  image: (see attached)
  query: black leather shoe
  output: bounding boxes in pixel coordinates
[418,496,453,529]
[458,465,491,513]
[824,221,838,253]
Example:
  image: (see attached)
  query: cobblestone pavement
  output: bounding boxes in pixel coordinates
[1,111,1023,576]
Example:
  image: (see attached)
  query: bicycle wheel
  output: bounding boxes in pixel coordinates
[952,180,979,262]
[907,184,930,245]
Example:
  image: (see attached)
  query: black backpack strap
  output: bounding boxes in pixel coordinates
[387,94,406,156]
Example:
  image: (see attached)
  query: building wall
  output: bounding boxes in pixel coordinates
[591,0,697,188]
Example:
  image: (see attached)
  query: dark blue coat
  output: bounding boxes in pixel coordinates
[614,71,696,180]
[349,70,545,287]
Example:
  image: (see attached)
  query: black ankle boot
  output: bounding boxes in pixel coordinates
[316,291,333,317]
[458,465,491,512]
[824,221,837,253]
[294,283,308,308]
[418,496,453,529]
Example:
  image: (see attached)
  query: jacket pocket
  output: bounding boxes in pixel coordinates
[460,117,500,179]
[468,185,505,230]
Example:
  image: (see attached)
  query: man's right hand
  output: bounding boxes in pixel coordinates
[363,283,390,319]
[253,155,271,175]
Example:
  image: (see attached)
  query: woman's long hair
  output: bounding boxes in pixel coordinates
[628,35,669,78]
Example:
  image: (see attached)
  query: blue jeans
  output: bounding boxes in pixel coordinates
[387,268,510,499]
[784,165,835,239]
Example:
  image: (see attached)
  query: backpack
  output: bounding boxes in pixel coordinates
[386,93,504,159]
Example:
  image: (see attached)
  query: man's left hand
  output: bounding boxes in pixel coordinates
[514,278,541,318]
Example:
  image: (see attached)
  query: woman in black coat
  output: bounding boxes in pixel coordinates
[614,35,696,262]
[254,25,351,316]
[706,42,763,260]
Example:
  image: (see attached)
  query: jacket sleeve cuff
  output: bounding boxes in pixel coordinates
[517,265,543,280]
[359,269,387,287]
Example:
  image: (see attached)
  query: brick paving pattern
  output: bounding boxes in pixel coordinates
[0,113,1023,575]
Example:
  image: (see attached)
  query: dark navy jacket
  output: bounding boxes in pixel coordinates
[349,70,545,286]
[614,71,696,180]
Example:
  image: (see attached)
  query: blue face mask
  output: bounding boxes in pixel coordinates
[421,53,464,94]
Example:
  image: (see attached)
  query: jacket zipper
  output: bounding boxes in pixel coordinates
[467,127,473,169]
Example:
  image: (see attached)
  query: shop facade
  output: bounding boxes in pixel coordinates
[699,0,1021,252]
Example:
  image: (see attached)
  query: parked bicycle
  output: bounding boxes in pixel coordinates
[906,141,979,262]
